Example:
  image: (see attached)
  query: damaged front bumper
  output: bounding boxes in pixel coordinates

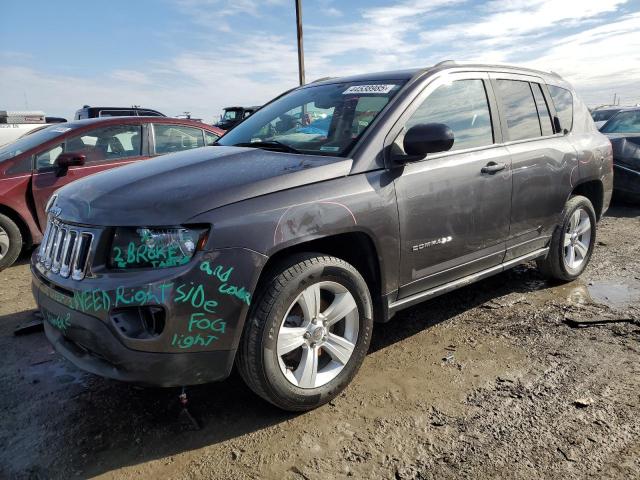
[31,247,266,387]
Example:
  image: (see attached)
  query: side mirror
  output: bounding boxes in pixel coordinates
[396,123,454,163]
[55,152,85,177]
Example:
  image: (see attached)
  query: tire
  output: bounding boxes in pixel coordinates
[0,213,23,270]
[536,195,597,282]
[237,254,373,411]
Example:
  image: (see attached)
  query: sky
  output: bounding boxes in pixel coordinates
[1,0,639,122]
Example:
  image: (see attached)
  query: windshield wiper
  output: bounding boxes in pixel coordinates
[233,141,300,154]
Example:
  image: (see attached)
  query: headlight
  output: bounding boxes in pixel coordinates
[109,227,208,269]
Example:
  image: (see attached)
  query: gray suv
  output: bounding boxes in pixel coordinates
[32,62,613,411]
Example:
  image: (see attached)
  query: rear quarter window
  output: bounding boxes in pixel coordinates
[548,86,573,132]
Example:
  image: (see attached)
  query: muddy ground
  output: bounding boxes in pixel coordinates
[1,203,639,480]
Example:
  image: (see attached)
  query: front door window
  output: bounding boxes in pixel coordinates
[34,144,64,169]
[401,79,494,152]
[66,125,142,162]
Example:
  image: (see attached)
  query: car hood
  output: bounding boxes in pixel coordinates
[605,133,640,171]
[54,146,353,226]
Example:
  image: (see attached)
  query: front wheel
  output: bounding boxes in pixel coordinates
[237,254,373,411]
[536,195,597,281]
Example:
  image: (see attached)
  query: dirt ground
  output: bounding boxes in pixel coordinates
[1,203,639,480]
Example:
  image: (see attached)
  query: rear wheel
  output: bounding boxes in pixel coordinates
[0,213,22,270]
[237,254,373,411]
[536,195,596,281]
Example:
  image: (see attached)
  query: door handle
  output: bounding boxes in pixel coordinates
[481,162,506,174]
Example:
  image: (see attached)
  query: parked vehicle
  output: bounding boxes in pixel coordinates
[600,107,640,201]
[591,106,625,129]
[74,105,165,120]
[0,117,223,268]
[0,111,48,147]
[215,106,260,130]
[32,63,612,411]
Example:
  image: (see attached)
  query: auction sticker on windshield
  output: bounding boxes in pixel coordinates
[343,84,397,94]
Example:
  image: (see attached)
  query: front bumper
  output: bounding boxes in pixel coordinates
[32,247,267,387]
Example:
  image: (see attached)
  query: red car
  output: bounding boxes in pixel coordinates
[0,116,224,268]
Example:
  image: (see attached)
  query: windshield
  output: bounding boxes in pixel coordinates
[218,81,405,156]
[592,109,619,122]
[600,110,640,134]
[0,124,73,163]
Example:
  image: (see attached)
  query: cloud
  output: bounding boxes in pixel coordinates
[0,31,302,121]
[176,0,287,18]
[110,70,153,85]
[421,0,628,45]
[521,12,640,104]
[0,0,638,120]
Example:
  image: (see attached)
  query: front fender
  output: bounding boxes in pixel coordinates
[188,171,401,297]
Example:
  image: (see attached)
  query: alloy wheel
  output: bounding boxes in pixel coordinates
[276,281,359,389]
[563,207,592,270]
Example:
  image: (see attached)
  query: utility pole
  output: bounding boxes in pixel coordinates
[295,0,305,86]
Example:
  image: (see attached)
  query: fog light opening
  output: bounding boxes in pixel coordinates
[110,306,166,339]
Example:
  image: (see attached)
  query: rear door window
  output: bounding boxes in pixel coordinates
[531,83,554,136]
[495,80,542,141]
[153,124,205,154]
[404,79,494,152]
[548,86,574,132]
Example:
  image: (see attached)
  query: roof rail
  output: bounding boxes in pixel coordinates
[310,76,335,83]
[432,60,456,68]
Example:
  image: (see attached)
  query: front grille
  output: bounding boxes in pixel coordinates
[37,217,94,280]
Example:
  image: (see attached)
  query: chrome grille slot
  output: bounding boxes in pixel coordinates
[51,227,66,273]
[37,217,93,281]
[59,231,76,278]
[43,223,58,269]
[37,221,52,263]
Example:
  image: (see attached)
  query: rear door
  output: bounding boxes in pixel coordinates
[392,72,513,297]
[490,73,578,260]
[31,122,147,228]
